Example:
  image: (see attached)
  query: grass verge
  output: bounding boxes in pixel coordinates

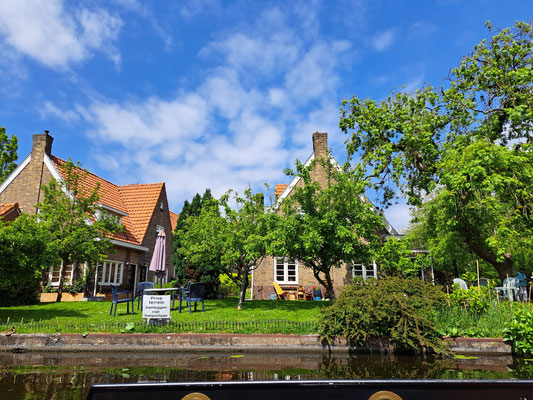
[0,297,328,334]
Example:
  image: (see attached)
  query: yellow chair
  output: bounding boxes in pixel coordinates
[273,282,288,300]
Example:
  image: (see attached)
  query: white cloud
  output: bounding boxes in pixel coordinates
[40,101,81,125]
[74,4,353,210]
[371,28,396,51]
[180,0,221,19]
[0,0,122,70]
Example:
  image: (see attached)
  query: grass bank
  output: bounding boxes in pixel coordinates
[0,298,329,334]
[434,302,528,338]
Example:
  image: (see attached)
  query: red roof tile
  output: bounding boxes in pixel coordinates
[0,203,20,219]
[169,211,179,232]
[118,183,165,243]
[49,156,159,246]
[275,184,288,196]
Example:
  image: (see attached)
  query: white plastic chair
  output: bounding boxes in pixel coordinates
[453,278,468,290]
[495,277,519,301]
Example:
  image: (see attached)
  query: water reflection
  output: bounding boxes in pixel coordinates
[0,351,528,400]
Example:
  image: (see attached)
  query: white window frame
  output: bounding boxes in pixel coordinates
[48,261,74,287]
[98,260,124,286]
[352,261,377,281]
[274,257,299,285]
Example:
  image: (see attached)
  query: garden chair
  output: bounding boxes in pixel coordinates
[273,282,288,300]
[473,278,489,287]
[136,281,155,310]
[452,278,468,290]
[179,282,205,313]
[110,284,134,317]
[304,288,314,301]
[495,277,519,301]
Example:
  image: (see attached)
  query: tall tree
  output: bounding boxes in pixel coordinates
[36,161,121,301]
[0,127,18,183]
[179,187,270,310]
[340,21,532,279]
[271,158,383,303]
[172,189,221,297]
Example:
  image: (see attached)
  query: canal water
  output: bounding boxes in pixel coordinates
[1,351,531,399]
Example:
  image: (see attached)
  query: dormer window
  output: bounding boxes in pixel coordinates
[95,209,121,225]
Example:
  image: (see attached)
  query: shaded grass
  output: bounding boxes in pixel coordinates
[0,297,329,334]
[433,301,528,338]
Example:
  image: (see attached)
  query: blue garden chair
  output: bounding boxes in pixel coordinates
[136,281,155,310]
[110,284,134,317]
[179,282,205,313]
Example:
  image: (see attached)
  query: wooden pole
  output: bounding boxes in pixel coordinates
[476,259,480,288]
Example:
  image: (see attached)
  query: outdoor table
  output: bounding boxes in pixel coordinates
[144,287,180,310]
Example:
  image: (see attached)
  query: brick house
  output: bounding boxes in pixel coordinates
[0,131,175,295]
[251,132,399,300]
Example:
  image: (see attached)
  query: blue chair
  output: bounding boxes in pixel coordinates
[110,285,134,317]
[179,282,205,313]
[136,281,155,310]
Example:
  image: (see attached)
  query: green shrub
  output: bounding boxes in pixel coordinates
[503,308,533,356]
[218,274,241,297]
[0,216,57,306]
[318,276,449,354]
[449,286,491,314]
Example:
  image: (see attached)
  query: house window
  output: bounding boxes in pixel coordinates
[352,262,377,281]
[98,260,124,285]
[48,262,74,286]
[274,257,298,284]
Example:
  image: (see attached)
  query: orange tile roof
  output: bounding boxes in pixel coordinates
[169,211,179,232]
[50,156,127,213]
[275,184,288,196]
[49,156,162,246]
[118,183,165,243]
[0,203,19,217]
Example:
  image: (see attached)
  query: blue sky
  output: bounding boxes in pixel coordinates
[1,0,531,230]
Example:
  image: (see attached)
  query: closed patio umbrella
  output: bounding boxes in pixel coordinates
[149,231,166,287]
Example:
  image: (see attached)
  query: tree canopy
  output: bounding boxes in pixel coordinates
[178,187,270,310]
[0,127,18,184]
[0,215,57,306]
[171,189,220,298]
[36,160,122,301]
[270,158,383,303]
[340,21,532,279]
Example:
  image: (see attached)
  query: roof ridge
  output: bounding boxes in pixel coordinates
[118,182,165,187]
[50,155,120,190]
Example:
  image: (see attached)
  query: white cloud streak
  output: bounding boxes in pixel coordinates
[0,0,122,70]
[371,28,396,51]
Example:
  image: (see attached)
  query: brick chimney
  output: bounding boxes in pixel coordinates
[312,131,328,159]
[32,130,54,157]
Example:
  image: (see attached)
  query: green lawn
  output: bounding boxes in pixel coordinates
[0,298,329,334]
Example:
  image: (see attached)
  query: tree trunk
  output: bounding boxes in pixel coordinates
[56,257,69,302]
[312,268,336,304]
[237,266,249,310]
[324,271,336,304]
[464,235,515,281]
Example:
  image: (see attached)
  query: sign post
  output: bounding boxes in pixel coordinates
[142,295,171,323]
